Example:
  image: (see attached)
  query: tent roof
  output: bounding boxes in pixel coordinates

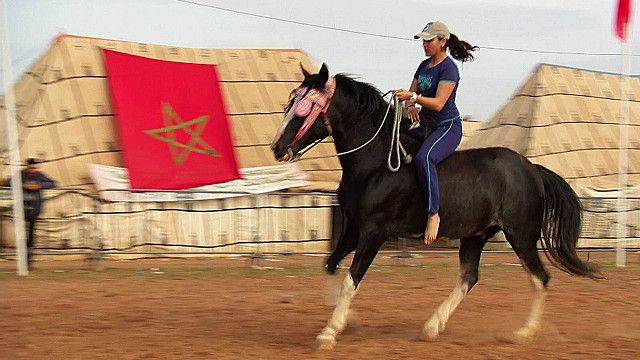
[0,34,341,191]
[460,63,640,190]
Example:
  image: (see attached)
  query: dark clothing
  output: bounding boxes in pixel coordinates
[26,218,36,267]
[6,170,55,218]
[414,117,462,214]
[5,170,56,268]
[413,56,460,126]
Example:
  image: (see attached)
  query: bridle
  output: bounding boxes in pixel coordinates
[272,77,410,172]
[270,76,335,159]
[290,76,336,146]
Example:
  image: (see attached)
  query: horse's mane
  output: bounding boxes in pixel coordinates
[333,73,419,145]
[334,73,386,118]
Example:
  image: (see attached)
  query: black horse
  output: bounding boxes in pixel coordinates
[271,64,600,350]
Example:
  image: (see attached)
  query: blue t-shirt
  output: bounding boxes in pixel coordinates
[413,56,460,126]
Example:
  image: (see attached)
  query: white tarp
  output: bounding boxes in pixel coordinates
[89,162,311,202]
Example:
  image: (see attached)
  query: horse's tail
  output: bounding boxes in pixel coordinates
[534,164,602,279]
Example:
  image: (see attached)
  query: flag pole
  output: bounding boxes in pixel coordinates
[616,22,632,268]
[0,0,28,275]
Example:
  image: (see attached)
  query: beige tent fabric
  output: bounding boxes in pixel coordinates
[461,119,483,143]
[461,63,640,191]
[0,190,335,255]
[0,34,342,191]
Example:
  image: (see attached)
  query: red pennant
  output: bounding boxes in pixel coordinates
[615,0,633,41]
[103,50,241,190]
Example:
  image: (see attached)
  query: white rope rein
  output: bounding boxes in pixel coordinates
[387,96,412,172]
[295,92,411,173]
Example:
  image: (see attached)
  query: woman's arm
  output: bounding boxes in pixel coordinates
[406,79,420,123]
[396,81,455,112]
[408,79,419,97]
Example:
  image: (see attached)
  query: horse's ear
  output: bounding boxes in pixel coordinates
[317,63,329,85]
[300,63,311,79]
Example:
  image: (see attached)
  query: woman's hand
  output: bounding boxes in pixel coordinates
[407,106,420,123]
[396,89,420,128]
[394,89,413,101]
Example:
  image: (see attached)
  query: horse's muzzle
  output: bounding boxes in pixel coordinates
[272,143,294,162]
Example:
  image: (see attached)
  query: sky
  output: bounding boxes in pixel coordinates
[4,0,640,121]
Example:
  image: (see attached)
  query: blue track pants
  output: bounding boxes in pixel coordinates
[415,118,462,214]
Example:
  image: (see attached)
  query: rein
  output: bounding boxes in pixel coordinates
[293,90,411,173]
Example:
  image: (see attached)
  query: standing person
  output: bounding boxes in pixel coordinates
[4,158,56,269]
[395,21,478,245]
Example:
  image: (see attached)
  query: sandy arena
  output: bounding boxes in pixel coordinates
[1,251,639,359]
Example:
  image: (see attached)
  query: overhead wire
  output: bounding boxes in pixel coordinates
[174,0,640,57]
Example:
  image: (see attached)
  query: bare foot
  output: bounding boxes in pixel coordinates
[424,213,440,245]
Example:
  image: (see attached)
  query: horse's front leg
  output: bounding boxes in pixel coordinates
[315,232,385,350]
[324,221,358,306]
[315,273,358,350]
[422,236,487,340]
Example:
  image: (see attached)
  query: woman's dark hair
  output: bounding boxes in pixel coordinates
[444,33,478,63]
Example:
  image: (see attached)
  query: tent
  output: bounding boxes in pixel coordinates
[461,63,640,190]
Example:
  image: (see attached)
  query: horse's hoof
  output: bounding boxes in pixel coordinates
[314,335,337,350]
[498,328,536,344]
[419,327,440,342]
[420,317,444,341]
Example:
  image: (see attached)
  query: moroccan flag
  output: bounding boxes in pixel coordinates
[103,50,241,190]
[615,0,633,41]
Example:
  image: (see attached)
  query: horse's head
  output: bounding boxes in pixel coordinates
[271,63,335,161]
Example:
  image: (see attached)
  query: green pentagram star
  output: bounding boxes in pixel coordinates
[144,102,220,165]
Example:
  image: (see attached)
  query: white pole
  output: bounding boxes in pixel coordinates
[616,23,632,268]
[0,0,28,275]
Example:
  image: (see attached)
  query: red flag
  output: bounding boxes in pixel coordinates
[103,50,241,190]
[615,0,633,41]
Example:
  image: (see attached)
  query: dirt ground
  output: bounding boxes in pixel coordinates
[1,251,639,360]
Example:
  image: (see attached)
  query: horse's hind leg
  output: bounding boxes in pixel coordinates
[503,230,550,342]
[315,231,385,350]
[422,233,491,340]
